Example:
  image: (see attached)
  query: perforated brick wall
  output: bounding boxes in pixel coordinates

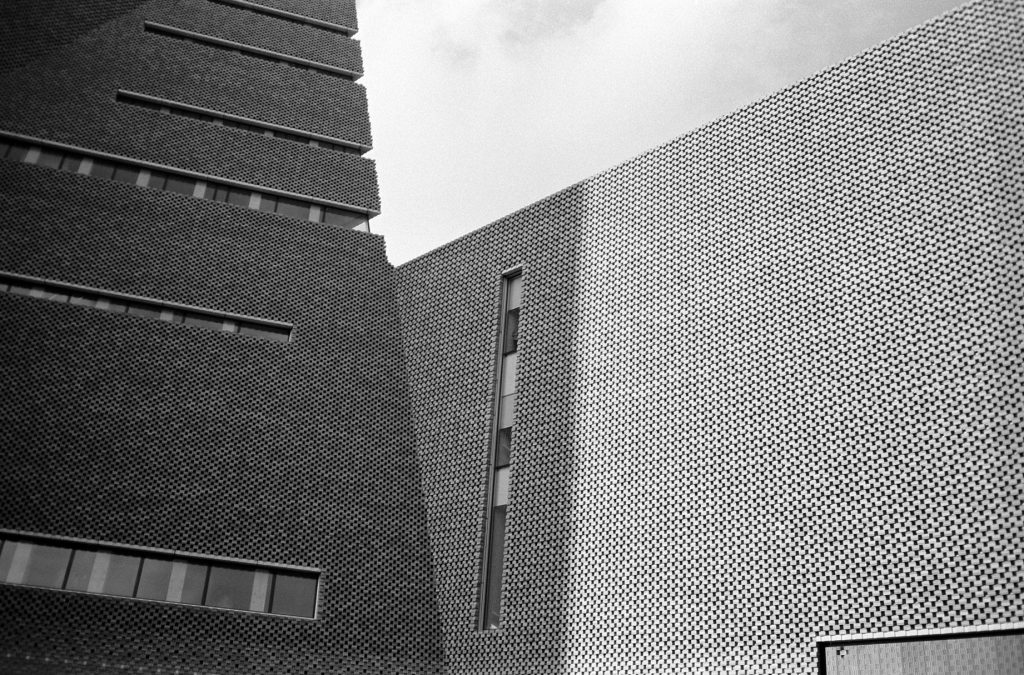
[0,0,442,672]
[0,161,443,674]
[147,0,364,74]
[397,1,1024,673]
[0,0,152,74]
[250,0,358,30]
[0,0,377,209]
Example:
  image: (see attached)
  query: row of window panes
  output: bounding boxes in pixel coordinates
[144,24,354,81]
[0,536,317,618]
[481,272,522,630]
[207,0,354,37]
[118,94,363,155]
[0,139,370,232]
[0,275,291,343]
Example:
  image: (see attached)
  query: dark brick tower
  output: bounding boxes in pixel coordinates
[0,1,444,672]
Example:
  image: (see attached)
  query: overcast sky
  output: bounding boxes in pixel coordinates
[356,0,967,265]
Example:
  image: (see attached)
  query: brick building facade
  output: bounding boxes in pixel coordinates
[1,0,1022,674]
[397,0,1023,672]
[0,1,444,673]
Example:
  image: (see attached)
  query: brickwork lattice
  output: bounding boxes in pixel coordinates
[397,1,1024,673]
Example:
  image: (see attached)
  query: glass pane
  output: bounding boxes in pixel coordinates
[112,166,140,184]
[43,291,69,303]
[227,188,250,206]
[183,313,222,331]
[59,154,82,173]
[8,282,33,296]
[492,466,510,507]
[506,275,523,309]
[65,549,97,591]
[258,195,277,212]
[503,308,519,354]
[238,323,289,341]
[0,540,14,582]
[275,197,308,220]
[498,393,516,429]
[37,149,63,169]
[7,144,29,162]
[249,570,271,612]
[164,175,195,195]
[483,505,507,629]
[167,560,207,604]
[205,566,255,610]
[0,141,10,158]
[136,557,173,600]
[103,300,127,313]
[23,543,72,589]
[102,553,141,597]
[146,170,168,190]
[68,293,97,307]
[271,573,317,618]
[322,207,364,229]
[500,353,517,396]
[211,185,229,202]
[127,304,162,320]
[495,427,511,467]
[90,159,115,180]
[2,541,29,583]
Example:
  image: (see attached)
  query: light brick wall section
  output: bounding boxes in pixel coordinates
[397,1,1024,673]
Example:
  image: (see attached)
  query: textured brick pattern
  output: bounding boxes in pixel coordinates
[250,0,358,30]
[148,0,364,74]
[0,0,439,672]
[0,0,378,209]
[0,162,443,673]
[397,1,1024,673]
[0,0,152,74]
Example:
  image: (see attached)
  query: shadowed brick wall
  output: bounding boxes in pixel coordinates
[397,1,1024,672]
[0,0,376,209]
[0,1,444,672]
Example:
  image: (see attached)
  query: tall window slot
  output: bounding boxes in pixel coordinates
[480,270,522,630]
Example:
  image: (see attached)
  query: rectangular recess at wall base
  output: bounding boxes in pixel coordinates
[143,22,362,80]
[479,269,522,631]
[116,90,369,155]
[207,0,357,36]
[0,530,319,619]
[0,271,293,343]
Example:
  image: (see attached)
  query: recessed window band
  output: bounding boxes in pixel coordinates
[117,91,367,155]
[0,271,293,343]
[207,0,356,36]
[0,132,373,232]
[144,22,360,81]
[479,271,522,630]
[0,531,318,619]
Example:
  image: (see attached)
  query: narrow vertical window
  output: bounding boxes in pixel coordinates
[480,270,522,630]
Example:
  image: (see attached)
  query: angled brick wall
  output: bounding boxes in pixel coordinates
[0,0,442,672]
[0,165,443,675]
[0,0,152,73]
[0,0,377,209]
[397,1,1024,673]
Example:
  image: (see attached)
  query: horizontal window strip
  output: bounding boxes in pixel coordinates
[208,0,356,36]
[144,22,359,81]
[0,133,372,232]
[116,91,366,156]
[0,532,318,619]
[0,272,293,343]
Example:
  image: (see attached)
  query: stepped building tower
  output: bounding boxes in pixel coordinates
[1,0,1022,673]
